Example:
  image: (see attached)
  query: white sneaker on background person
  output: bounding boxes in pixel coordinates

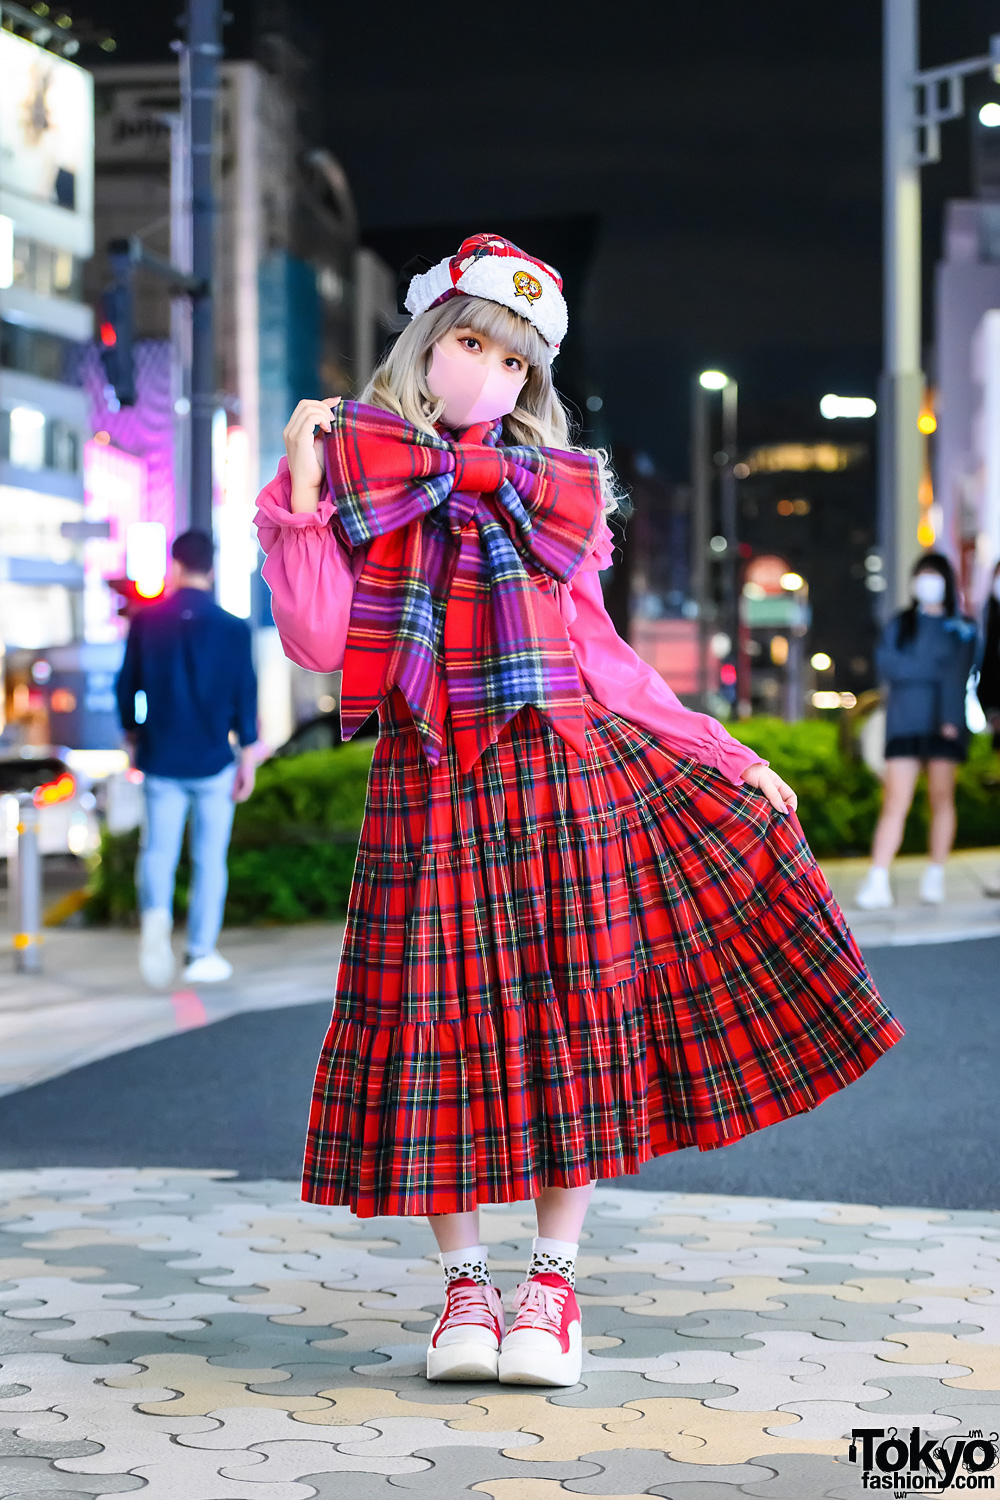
[854,867,894,910]
[139,908,176,989]
[919,864,946,905]
[182,951,233,984]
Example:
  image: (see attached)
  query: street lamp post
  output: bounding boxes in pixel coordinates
[720,377,739,667]
[692,366,731,711]
[690,377,713,709]
[691,369,737,712]
[880,1,1000,611]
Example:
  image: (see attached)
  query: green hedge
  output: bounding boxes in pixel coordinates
[728,717,1000,857]
[83,720,1000,925]
[84,742,375,927]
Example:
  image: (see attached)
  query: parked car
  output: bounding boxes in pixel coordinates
[0,751,100,858]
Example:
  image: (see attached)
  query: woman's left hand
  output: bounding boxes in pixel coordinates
[741,762,798,815]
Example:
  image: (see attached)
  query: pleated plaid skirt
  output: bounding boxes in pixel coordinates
[302,687,903,1218]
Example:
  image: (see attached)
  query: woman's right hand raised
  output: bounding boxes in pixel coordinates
[283,398,341,512]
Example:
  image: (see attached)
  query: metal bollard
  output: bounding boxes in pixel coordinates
[12,790,42,974]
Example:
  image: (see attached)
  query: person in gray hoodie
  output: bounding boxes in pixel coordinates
[856,552,977,910]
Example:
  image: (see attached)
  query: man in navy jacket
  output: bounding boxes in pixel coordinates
[116,529,258,987]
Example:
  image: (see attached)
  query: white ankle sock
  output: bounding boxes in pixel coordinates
[439,1244,491,1286]
[528,1235,579,1287]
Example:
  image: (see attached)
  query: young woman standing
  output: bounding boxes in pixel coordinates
[856,553,978,909]
[256,233,903,1388]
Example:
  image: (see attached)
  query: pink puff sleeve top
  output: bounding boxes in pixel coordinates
[254,463,764,785]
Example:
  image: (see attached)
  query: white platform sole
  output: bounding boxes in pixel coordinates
[425,1340,500,1381]
[497,1322,582,1386]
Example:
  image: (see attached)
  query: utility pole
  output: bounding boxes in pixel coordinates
[720,378,739,658]
[880,0,924,614]
[186,0,223,535]
[880,2,1000,610]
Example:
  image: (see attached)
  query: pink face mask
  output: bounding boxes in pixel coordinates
[426,338,527,429]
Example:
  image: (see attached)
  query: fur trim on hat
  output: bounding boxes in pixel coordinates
[404,233,568,356]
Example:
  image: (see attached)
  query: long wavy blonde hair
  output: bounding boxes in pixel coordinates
[361,295,621,513]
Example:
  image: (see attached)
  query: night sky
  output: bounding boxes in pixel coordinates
[83,1,1000,477]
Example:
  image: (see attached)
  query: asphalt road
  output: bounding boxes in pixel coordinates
[1,938,997,1211]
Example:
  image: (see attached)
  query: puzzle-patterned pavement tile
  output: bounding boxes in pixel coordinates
[4,1171,1000,1495]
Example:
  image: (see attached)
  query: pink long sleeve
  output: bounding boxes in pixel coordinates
[564,563,764,786]
[254,458,359,673]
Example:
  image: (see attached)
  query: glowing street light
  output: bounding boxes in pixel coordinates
[980,102,1000,126]
[819,394,877,419]
[699,369,729,391]
[780,571,804,592]
[810,651,833,671]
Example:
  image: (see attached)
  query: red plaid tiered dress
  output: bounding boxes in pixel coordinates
[301,687,902,1217]
[256,403,903,1220]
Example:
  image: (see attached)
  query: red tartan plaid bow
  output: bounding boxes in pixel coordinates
[323,400,604,771]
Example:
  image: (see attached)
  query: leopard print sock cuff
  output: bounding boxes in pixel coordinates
[440,1245,491,1286]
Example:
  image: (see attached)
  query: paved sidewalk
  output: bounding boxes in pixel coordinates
[0,923,343,1098]
[823,846,1000,948]
[2,1168,998,1499]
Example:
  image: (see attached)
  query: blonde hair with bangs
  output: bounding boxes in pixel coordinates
[361,296,621,513]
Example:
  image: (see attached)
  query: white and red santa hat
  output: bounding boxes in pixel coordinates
[403,233,568,357]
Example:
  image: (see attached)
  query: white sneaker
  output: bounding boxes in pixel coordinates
[498,1273,583,1387]
[426,1279,505,1381]
[920,864,946,905]
[854,868,894,910]
[139,908,175,989]
[182,951,233,984]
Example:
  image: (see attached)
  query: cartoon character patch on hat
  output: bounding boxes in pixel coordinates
[512,269,543,304]
[403,233,568,356]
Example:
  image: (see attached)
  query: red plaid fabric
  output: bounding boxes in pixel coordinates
[302,690,904,1219]
[323,401,603,773]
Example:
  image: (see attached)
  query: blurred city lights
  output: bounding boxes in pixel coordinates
[709,534,727,552]
[918,410,937,434]
[819,394,877,419]
[710,632,732,658]
[980,102,1000,127]
[779,571,804,591]
[0,215,12,289]
[699,369,729,390]
[770,635,789,665]
[810,652,833,671]
[125,521,167,599]
[811,691,842,710]
[9,406,45,469]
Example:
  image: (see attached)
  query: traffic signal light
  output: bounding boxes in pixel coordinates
[107,576,165,619]
[99,242,135,406]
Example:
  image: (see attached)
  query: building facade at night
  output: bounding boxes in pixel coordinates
[0,24,99,744]
[83,56,378,746]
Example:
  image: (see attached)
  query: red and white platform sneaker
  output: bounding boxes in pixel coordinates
[425,1278,505,1381]
[497,1272,583,1386]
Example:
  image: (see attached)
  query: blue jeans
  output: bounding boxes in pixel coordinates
[138,763,237,958]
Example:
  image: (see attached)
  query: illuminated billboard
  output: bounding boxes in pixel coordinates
[0,29,94,256]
